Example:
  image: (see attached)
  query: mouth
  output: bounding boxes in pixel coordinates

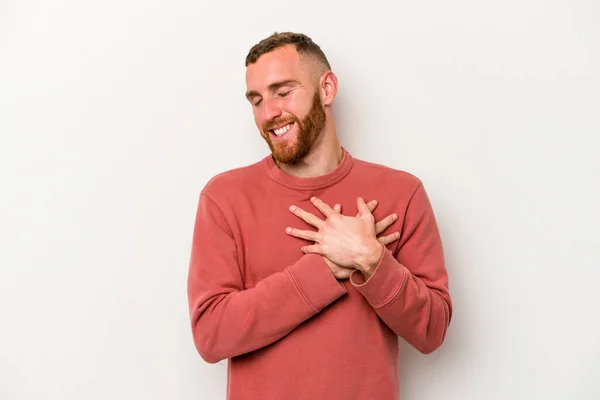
[269,122,295,138]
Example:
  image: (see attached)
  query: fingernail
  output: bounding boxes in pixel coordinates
[286,227,292,234]
[393,214,397,220]
[310,197,316,201]
[289,205,296,211]
[396,232,400,238]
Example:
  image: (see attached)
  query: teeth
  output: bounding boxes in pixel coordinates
[273,123,293,136]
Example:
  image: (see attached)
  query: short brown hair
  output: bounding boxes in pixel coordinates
[245,32,332,72]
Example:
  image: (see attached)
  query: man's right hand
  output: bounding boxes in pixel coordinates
[325,200,399,280]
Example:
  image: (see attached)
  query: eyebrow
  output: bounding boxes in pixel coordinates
[245,79,301,100]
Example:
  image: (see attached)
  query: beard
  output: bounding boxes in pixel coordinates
[261,90,326,165]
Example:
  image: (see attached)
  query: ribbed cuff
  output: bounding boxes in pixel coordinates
[349,249,408,308]
[286,254,347,312]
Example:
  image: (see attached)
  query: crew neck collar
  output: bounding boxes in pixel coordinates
[262,147,355,191]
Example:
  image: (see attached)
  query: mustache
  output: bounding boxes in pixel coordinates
[263,117,298,132]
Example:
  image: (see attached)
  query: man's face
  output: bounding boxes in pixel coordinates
[245,45,326,164]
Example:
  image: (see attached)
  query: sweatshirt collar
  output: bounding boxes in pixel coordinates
[262,147,354,190]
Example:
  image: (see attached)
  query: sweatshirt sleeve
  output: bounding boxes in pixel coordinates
[187,193,348,364]
[349,183,452,354]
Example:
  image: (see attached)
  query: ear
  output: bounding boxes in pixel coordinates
[319,70,338,106]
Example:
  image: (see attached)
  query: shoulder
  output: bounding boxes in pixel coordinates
[200,158,264,200]
[352,156,423,193]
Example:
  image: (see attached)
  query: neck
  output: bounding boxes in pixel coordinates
[275,120,343,178]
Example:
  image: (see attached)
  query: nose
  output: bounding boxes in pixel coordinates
[262,98,282,121]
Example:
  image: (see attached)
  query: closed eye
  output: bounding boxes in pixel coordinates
[278,91,292,98]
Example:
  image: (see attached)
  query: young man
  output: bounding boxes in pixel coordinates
[187,32,452,399]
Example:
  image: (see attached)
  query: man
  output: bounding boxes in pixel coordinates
[187,32,452,399]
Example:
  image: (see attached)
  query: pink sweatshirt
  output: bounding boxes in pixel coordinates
[187,148,452,399]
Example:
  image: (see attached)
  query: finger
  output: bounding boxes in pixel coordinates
[301,244,323,255]
[310,197,336,218]
[286,227,320,242]
[378,232,401,246]
[333,204,341,213]
[366,199,378,214]
[355,199,378,217]
[356,197,372,217]
[374,213,399,235]
[289,205,325,229]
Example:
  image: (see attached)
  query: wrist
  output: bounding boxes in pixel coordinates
[353,241,383,278]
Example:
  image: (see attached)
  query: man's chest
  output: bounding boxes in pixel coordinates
[227,189,401,288]
[232,196,318,288]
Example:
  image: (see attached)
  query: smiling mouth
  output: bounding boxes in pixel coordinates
[270,122,295,137]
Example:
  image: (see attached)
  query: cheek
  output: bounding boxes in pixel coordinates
[288,94,312,117]
[283,98,302,118]
[252,110,264,128]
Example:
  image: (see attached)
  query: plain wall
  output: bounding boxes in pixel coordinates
[1,0,599,399]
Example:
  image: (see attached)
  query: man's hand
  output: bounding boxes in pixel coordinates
[286,197,400,280]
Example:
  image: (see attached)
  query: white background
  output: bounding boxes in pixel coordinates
[1,0,599,399]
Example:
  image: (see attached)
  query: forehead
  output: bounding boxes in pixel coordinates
[245,45,312,90]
